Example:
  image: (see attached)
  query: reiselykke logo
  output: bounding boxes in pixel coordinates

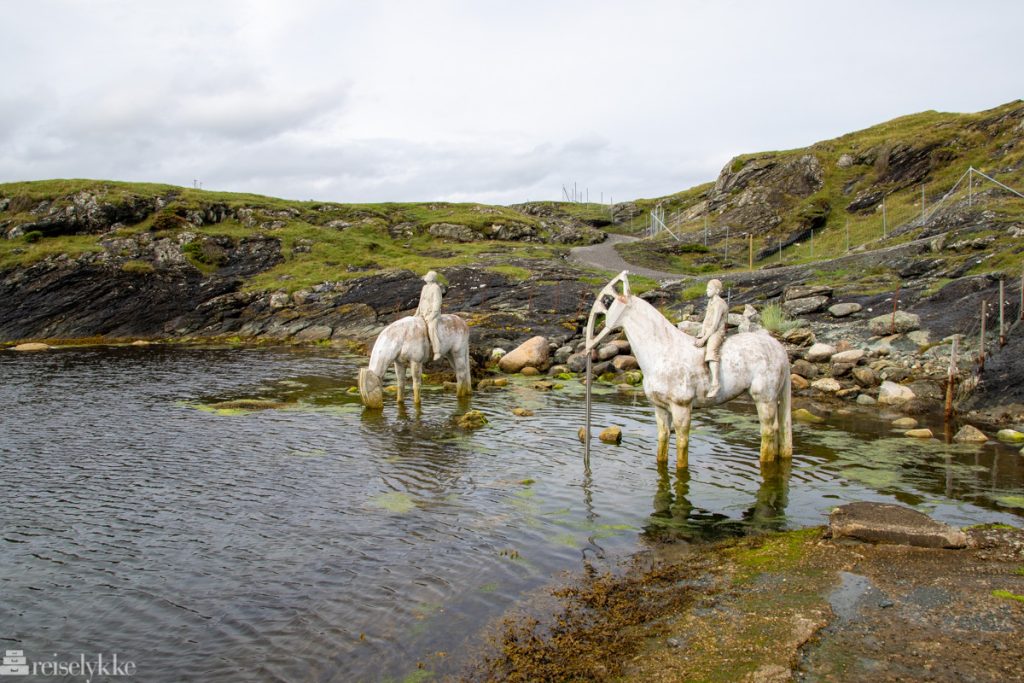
[0,650,135,679]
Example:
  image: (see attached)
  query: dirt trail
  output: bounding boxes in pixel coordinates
[569,234,682,281]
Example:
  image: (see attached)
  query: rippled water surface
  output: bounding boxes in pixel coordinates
[2,346,1021,681]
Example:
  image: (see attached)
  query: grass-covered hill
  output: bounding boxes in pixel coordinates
[617,100,1024,279]
[0,179,612,292]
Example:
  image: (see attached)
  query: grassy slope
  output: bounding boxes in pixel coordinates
[0,179,567,291]
[617,100,1024,281]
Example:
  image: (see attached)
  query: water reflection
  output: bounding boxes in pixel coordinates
[645,458,793,542]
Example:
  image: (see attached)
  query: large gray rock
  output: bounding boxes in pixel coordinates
[868,310,921,336]
[499,336,550,373]
[428,222,477,242]
[828,502,967,548]
[566,352,589,374]
[783,284,832,301]
[877,380,915,405]
[828,302,862,318]
[782,295,829,316]
[830,349,865,365]
[805,343,835,363]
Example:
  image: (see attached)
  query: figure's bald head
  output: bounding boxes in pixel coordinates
[423,270,438,283]
[707,279,722,297]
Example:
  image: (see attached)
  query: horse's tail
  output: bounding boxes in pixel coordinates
[779,370,793,457]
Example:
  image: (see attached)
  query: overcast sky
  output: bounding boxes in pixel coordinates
[1,1,1021,205]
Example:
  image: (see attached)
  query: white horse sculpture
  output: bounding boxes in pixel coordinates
[585,271,792,468]
[358,314,472,409]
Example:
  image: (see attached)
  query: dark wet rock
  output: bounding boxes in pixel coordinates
[831,362,854,378]
[783,284,832,301]
[791,359,818,379]
[828,502,968,549]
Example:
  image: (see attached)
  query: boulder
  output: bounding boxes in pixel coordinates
[996,429,1024,444]
[828,502,967,548]
[856,394,877,406]
[611,355,639,372]
[599,426,622,444]
[499,336,550,373]
[905,428,934,439]
[868,310,921,336]
[782,327,816,346]
[791,359,818,378]
[852,367,878,387]
[953,425,988,443]
[812,377,841,393]
[566,352,588,373]
[791,374,810,391]
[782,295,829,316]
[783,284,833,301]
[828,302,862,318]
[805,343,836,363]
[831,363,855,378]
[830,349,865,365]
[877,380,915,405]
[596,343,620,361]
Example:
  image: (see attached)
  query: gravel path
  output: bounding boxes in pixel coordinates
[569,234,682,281]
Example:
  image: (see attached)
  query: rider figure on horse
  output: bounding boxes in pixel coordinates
[694,278,728,397]
[417,270,443,361]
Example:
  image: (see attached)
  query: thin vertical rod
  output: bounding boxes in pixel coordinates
[945,336,958,421]
[584,355,592,461]
[999,279,1005,347]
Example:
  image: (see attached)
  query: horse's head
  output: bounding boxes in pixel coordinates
[585,270,632,352]
[358,368,384,409]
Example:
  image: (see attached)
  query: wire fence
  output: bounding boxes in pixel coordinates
[620,166,1024,268]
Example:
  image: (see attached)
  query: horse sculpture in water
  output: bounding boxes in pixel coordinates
[358,314,472,409]
[585,271,792,468]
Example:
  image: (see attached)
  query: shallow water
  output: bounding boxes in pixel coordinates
[1,346,1020,681]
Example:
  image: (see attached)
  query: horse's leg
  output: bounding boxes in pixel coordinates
[755,399,779,463]
[655,405,671,464]
[394,361,406,402]
[411,360,423,406]
[452,343,471,397]
[670,402,693,470]
[780,373,793,458]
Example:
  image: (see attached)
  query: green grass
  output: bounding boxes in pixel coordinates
[760,303,801,334]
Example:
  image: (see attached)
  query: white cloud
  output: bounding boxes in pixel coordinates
[1,0,1022,203]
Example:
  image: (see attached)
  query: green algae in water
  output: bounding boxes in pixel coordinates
[842,466,901,488]
[368,491,417,514]
[990,494,1024,509]
[288,448,327,458]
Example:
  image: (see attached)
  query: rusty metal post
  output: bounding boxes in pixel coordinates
[945,336,958,421]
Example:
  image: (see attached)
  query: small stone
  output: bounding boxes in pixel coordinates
[512,407,534,417]
[856,394,877,406]
[493,377,509,387]
[878,598,895,608]
[852,366,878,387]
[905,428,933,439]
[12,342,50,351]
[836,387,860,399]
[521,366,540,376]
[791,374,809,391]
[782,295,829,316]
[599,426,623,444]
[812,377,841,393]
[831,362,854,378]
[793,408,826,423]
[907,330,930,346]
[830,349,865,365]
[596,343,620,361]
[996,429,1024,444]
[805,343,836,363]
[131,340,152,346]
[892,417,918,428]
[533,381,555,391]
[877,380,915,405]
[782,327,816,346]
[611,354,639,371]
[666,637,682,649]
[953,424,988,443]
[828,302,862,318]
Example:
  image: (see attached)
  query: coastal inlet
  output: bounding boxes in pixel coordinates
[1,345,1021,681]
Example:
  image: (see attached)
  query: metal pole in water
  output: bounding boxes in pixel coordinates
[945,336,958,421]
[584,355,592,461]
